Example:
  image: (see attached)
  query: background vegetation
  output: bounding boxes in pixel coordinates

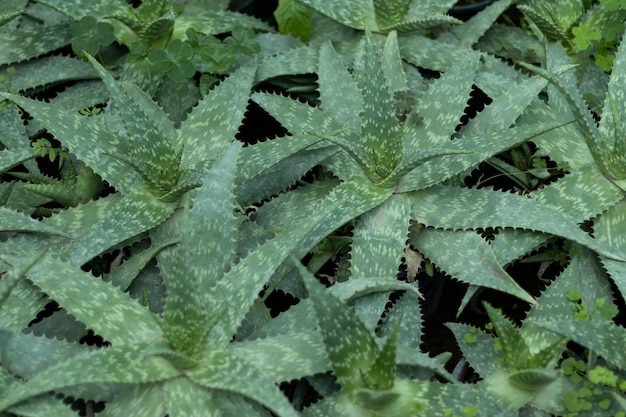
[0,0,625,416]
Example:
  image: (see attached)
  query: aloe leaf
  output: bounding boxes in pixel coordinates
[177,65,255,166]
[484,303,530,370]
[296,260,378,393]
[0,344,180,412]
[0,252,162,345]
[402,52,479,150]
[35,0,127,20]
[364,319,400,390]
[0,207,69,236]
[410,229,536,304]
[459,74,549,137]
[163,377,221,417]
[446,0,515,47]
[0,330,89,379]
[10,55,98,93]
[318,41,363,132]
[0,93,138,194]
[256,44,317,83]
[251,91,347,136]
[350,193,411,329]
[373,0,409,29]
[534,164,624,223]
[6,395,80,417]
[523,245,608,354]
[0,277,47,332]
[517,61,607,168]
[0,249,44,306]
[599,37,626,177]
[355,31,401,174]
[385,15,460,33]
[411,184,625,261]
[235,135,336,206]
[535,320,626,369]
[85,54,174,169]
[0,24,72,65]
[162,144,240,356]
[397,120,571,192]
[188,348,298,417]
[98,384,166,417]
[0,148,34,173]
[207,182,366,346]
[231,331,330,382]
[296,0,377,31]
[70,187,177,266]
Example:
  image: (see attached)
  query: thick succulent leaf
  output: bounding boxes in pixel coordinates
[255,45,318,83]
[251,91,348,136]
[177,65,255,166]
[447,322,500,377]
[253,178,340,234]
[188,348,298,417]
[86,55,174,169]
[231,331,329,382]
[162,144,240,356]
[534,164,624,223]
[174,10,273,37]
[0,330,89,379]
[397,120,571,192]
[364,319,400,390]
[235,136,336,206]
[0,24,72,65]
[350,194,411,329]
[523,245,609,355]
[483,303,529,370]
[410,185,624,260]
[206,181,373,346]
[35,0,127,20]
[98,384,166,417]
[0,148,33,173]
[6,395,80,417]
[0,207,69,236]
[409,228,535,304]
[10,55,98,93]
[381,31,408,94]
[384,15,460,33]
[459,75,549,137]
[318,41,363,132]
[373,0,409,29]
[0,344,180,412]
[402,52,479,150]
[297,261,378,393]
[70,187,177,266]
[598,37,626,177]
[378,291,422,350]
[0,93,138,194]
[354,31,402,173]
[535,320,626,369]
[518,62,608,169]
[0,249,43,306]
[164,377,221,417]
[0,277,47,332]
[447,0,515,46]
[0,252,162,346]
[270,178,394,289]
[295,0,377,31]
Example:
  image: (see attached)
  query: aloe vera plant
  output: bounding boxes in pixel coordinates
[2,1,626,416]
[251,30,622,335]
[0,143,339,416]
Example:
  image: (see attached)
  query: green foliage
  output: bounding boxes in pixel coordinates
[1,0,626,416]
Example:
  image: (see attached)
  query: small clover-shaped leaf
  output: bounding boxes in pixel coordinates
[70,16,115,57]
[148,39,195,82]
[199,37,236,74]
[571,24,602,51]
[224,28,261,55]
